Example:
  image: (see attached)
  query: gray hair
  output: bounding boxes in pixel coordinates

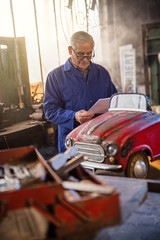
[70,31,95,49]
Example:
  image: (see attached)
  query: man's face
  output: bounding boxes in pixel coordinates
[68,41,94,71]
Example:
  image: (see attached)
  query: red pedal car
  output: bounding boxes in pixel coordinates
[65,93,159,179]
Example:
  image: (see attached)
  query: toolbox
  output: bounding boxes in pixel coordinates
[0,145,121,240]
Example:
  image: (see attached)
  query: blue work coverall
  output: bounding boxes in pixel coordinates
[43,59,117,152]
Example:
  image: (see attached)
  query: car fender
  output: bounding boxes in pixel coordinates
[123,144,152,170]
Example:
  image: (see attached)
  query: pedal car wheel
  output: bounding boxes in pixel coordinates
[125,151,149,179]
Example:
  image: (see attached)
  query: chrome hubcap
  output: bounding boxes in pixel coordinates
[134,160,146,178]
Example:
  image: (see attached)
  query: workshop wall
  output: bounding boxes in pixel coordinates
[99,0,160,94]
[0,0,160,104]
[0,0,101,104]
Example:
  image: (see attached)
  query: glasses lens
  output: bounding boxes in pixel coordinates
[77,55,92,60]
[72,48,94,59]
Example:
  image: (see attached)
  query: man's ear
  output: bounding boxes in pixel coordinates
[68,46,72,55]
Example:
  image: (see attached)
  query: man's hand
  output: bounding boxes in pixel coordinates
[75,110,94,124]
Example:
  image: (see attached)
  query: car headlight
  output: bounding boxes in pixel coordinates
[102,141,118,157]
[65,137,74,149]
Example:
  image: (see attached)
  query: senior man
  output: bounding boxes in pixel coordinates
[43,31,117,152]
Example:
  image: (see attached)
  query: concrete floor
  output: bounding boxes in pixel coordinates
[95,191,160,240]
[94,160,160,240]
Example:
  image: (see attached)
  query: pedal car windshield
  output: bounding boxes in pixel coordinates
[109,93,148,112]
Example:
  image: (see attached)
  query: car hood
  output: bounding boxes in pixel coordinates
[68,110,155,142]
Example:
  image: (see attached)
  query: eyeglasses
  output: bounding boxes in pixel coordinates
[71,47,95,60]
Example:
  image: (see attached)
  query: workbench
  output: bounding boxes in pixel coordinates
[0,120,45,149]
[0,120,57,152]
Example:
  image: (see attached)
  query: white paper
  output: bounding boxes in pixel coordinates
[88,98,110,114]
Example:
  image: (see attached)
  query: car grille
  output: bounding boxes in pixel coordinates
[73,142,105,162]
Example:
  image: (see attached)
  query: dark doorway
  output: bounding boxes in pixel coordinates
[142,22,160,105]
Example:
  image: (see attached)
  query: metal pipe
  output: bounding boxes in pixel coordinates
[33,0,44,89]
[52,0,60,65]
[85,0,89,31]
[0,48,3,70]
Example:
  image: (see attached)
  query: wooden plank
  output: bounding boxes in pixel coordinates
[62,181,115,195]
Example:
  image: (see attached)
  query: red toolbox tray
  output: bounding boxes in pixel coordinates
[0,146,121,240]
